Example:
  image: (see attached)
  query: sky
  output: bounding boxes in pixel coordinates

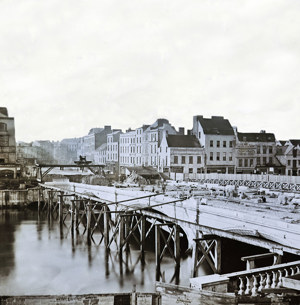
[1,0,300,142]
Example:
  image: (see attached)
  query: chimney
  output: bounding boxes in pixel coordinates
[178,127,185,135]
[260,130,266,133]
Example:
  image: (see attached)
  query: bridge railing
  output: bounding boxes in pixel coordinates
[190,260,300,296]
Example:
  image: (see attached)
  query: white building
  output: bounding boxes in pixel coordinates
[159,133,205,180]
[193,115,236,173]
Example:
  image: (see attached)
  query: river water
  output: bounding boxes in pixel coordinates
[0,209,208,296]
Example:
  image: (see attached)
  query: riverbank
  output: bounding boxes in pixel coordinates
[0,188,39,208]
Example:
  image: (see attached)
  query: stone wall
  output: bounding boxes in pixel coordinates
[0,293,159,305]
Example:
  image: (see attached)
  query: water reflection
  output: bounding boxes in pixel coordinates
[0,210,200,295]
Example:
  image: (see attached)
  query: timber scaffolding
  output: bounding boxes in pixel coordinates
[37,183,300,303]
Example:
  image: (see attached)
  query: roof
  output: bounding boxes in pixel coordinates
[196,116,234,135]
[126,166,161,178]
[290,139,300,146]
[167,135,201,148]
[238,132,276,142]
[147,118,174,131]
[0,107,8,117]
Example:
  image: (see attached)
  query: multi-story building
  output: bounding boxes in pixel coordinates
[235,130,283,174]
[276,140,300,176]
[120,129,137,167]
[106,130,122,174]
[0,107,20,178]
[94,143,107,165]
[136,125,149,166]
[78,126,112,162]
[159,133,205,180]
[143,119,177,168]
[192,115,235,173]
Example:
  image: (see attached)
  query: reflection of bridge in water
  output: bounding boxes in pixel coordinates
[36,180,300,295]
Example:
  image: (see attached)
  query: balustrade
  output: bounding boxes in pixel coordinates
[235,261,300,296]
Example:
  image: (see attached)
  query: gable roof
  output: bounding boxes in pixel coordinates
[196,116,234,135]
[238,132,276,142]
[290,139,300,146]
[167,135,201,148]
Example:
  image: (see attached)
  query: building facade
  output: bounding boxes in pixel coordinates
[235,130,283,174]
[193,115,235,173]
[0,107,19,178]
[159,133,205,180]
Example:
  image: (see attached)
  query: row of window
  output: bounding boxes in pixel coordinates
[257,146,273,154]
[173,155,202,164]
[209,152,233,161]
[210,140,233,148]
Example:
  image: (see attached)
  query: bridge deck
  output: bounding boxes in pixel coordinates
[41,181,300,255]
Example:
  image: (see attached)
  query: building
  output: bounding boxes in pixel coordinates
[120,128,137,167]
[143,119,178,168]
[193,115,235,173]
[0,107,20,178]
[235,130,283,174]
[94,143,107,165]
[276,140,300,176]
[159,133,205,180]
[106,130,122,174]
[78,126,112,162]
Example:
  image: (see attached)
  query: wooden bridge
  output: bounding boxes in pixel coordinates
[36,181,300,301]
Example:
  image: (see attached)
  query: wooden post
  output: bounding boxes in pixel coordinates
[174,225,181,285]
[104,205,110,250]
[104,205,110,276]
[71,200,75,232]
[192,200,200,277]
[59,191,64,225]
[75,199,80,232]
[37,188,41,213]
[125,215,130,274]
[215,238,222,274]
[140,215,146,266]
[155,225,161,281]
[192,239,199,277]
[119,216,124,275]
[86,201,92,245]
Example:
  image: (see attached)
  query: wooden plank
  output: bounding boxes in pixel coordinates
[156,282,236,305]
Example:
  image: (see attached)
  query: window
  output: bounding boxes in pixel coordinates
[198,132,201,139]
[250,159,253,167]
[210,140,213,147]
[229,141,233,148]
[257,157,261,165]
[288,160,291,166]
[210,152,213,161]
[0,123,7,131]
[229,153,232,161]
[263,146,267,154]
[181,156,186,164]
[217,141,220,147]
[216,152,220,161]
[174,156,178,164]
[269,147,273,154]
[263,157,267,165]
[189,156,193,164]
[223,141,226,147]
[244,159,248,167]
[197,168,202,174]
[239,159,243,167]
[189,168,193,174]
[223,152,226,161]
[197,156,201,164]
[257,146,261,154]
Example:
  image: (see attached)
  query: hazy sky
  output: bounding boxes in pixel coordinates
[1,0,300,142]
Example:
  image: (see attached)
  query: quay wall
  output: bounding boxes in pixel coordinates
[0,292,159,305]
[0,188,39,208]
